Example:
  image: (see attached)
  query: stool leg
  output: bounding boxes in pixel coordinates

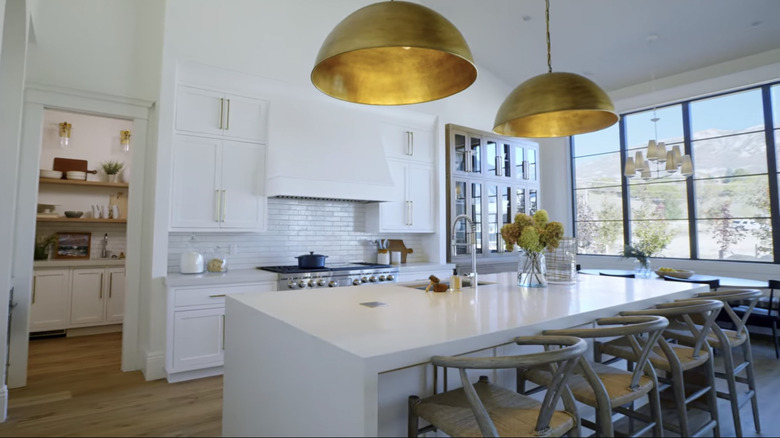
[408,396,420,438]
[648,383,664,437]
[773,320,779,359]
[705,356,721,438]
[718,345,742,437]
[742,340,761,433]
[670,367,690,437]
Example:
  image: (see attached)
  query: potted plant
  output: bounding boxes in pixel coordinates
[101,160,124,182]
[34,234,58,260]
[500,210,564,287]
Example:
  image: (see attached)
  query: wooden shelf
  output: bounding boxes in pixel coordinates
[36,217,127,224]
[39,178,129,189]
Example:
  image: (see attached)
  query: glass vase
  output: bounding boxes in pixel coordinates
[634,258,653,279]
[544,237,577,284]
[518,251,548,288]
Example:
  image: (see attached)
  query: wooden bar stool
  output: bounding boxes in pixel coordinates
[667,289,762,437]
[408,335,587,437]
[737,279,779,358]
[520,315,669,437]
[595,299,724,438]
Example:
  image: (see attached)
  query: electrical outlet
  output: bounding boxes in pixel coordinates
[229,244,238,255]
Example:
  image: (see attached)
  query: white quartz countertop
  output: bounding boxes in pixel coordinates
[34,259,126,268]
[396,262,456,273]
[228,272,706,370]
[165,268,278,287]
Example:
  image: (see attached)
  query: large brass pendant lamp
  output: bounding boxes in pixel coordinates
[493,0,618,137]
[311,1,477,105]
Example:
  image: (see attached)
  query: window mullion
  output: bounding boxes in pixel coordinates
[682,102,699,260]
[619,117,631,247]
[762,85,780,263]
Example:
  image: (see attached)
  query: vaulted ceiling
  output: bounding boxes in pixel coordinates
[424,0,780,92]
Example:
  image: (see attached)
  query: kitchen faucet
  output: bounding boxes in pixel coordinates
[450,214,478,287]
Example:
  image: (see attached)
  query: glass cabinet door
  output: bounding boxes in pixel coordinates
[453,133,467,172]
[452,181,483,256]
[470,136,482,174]
[527,149,537,181]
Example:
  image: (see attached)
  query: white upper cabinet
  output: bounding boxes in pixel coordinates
[175,85,268,143]
[171,135,266,231]
[366,159,435,233]
[380,122,434,163]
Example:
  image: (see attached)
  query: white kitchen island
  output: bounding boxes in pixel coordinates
[222,272,707,437]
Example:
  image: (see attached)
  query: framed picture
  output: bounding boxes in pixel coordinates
[54,232,91,259]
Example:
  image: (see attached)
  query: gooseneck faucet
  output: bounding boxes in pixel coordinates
[450,214,478,287]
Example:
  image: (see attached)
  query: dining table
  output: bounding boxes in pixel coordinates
[578,269,769,289]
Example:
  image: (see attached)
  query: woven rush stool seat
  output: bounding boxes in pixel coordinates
[408,335,587,438]
[521,316,668,437]
[666,289,763,437]
[595,299,724,438]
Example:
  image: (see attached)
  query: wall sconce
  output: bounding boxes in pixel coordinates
[59,122,71,148]
[120,130,131,153]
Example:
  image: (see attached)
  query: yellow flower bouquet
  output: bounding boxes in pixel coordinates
[501,210,564,287]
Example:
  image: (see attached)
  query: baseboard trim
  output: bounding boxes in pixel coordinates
[66,324,122,337]
[142,350,167,381]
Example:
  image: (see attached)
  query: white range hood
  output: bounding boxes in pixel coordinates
[265,97,396,202]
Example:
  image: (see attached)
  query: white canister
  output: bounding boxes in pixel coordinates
[377,250,390,265]
[391,251,402,265]
[180,250,204,274]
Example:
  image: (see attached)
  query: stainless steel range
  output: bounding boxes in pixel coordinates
[258,263,399,290]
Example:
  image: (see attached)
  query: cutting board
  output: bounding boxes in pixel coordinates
[387,239,413,264]
[108,192,128,219]
[53,158,88,175]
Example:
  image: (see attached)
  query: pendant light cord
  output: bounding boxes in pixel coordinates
[545,0,552,73]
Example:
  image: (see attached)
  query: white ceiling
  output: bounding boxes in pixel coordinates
[423,0,780,92]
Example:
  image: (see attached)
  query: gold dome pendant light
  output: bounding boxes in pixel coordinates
[493,0,618,137]
[311,1,477,105]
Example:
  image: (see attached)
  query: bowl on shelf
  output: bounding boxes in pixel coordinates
[655,268,694,279]
[40,169,63,179]
[64,211,84,218]
[66,171,87,180]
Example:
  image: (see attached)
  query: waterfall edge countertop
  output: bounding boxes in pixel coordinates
[222,272,708,437]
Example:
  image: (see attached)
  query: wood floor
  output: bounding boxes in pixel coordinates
[0,333,222,437]
[0,332,777,437]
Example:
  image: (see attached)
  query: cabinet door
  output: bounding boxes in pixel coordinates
[170,135,222,229]
[407,163,434,232]
[175,86,225,137]
[30,269,71,332]
[219,141,266,230]
[70,268,105,326]
[171,308,225,372]
[381,123,434,163]
[222,93,268,143]
[105,268,125,323]
[376,160,409,232]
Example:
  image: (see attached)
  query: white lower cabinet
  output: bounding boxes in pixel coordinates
[30,269,71,332]
[166,281,276,382]
[31,266,125,332]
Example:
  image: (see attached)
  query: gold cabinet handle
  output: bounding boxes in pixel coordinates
[409,200,413,226]
[215,190,221,222]
[225,99,231,130]
[108,272,113,298]
[221,190,227,222]
[219,98,224,130]
[99,273,104,299]
[32,276,37,304]
[209,294,226,298]
[406,131,413,156]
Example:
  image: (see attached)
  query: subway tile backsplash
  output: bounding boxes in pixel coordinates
[167,198,428,272]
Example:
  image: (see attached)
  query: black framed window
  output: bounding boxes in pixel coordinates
[572,82,779,264]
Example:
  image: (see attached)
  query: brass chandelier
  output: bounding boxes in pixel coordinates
[311,1,477,105]
[624,111,694,180]
[493,0,618,138]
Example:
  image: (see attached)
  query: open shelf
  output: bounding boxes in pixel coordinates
[36,217,127,224]
[39,177,129,189]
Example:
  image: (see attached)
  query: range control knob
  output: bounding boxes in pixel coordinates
[369,276,377,282]
[317,279,327,287]
[353,278,362,286]
[307,280,315,288]
[328,280,338,287]
[288,281,298,289]
[378,275,386,281]
[386,274,394,281]
[361,276,368,283]
[297,280,307,288]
